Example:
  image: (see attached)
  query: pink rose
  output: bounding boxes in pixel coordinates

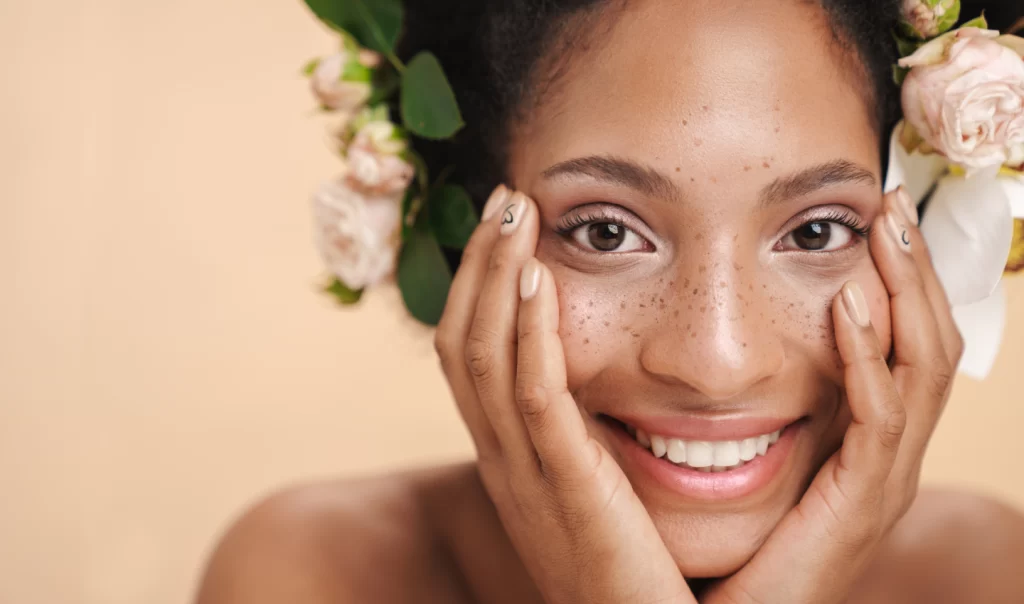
[309,49,380,113]
[343,121,415,195]
[900,28,1024,171]
[312,180,402,290]
[900,0,958,39]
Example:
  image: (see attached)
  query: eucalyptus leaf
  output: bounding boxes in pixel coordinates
[301,58,320,76]
[401,52,465,140]
[893,33,922,57]
[397,228,453,325]
[935,1,961,34]
[429,185,478,250]
[302,0,403,55]
[893,64,909,86]
[325,278,363,304]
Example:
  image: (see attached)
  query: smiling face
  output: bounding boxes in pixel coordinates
[505,0,894,578]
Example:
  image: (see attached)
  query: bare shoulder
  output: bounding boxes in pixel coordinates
[852,487,1024,604]
[193,463,478,604]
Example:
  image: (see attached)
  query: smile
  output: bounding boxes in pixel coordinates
[627,425,782,472]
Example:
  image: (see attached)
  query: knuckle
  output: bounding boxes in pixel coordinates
[488,249,512,274]
[464,331,498,381]
[874,399,907,451]
[928,358,955,400]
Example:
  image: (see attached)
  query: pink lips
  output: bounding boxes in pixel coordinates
[606,418,802,501]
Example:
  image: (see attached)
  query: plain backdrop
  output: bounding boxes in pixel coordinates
[1,2,1022,603]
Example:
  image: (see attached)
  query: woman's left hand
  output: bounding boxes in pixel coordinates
[704,187,965,604]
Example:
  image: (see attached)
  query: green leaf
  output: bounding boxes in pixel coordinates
[324,278,363,304]
[400,189,417,242]
[960,13,987,29]
[397,227,453,325]
[302,0,403,55]
[893,64,909,86]
[428,185,478,250]
[301,58,320,76]
[400,52,465,140]
[935,1,961,35]
[341,60,373,83]
[893,32,922,57]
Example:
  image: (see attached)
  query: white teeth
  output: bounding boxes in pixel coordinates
[739,438,757,461]
[650,434,667,458]
[712,440,740,467]
[636,429,651,448]
[666,438,686,463]
[685,441,714,468]
[629,424,787,471]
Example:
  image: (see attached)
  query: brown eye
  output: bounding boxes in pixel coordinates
[588,223,625,251]
[781,221,853,252]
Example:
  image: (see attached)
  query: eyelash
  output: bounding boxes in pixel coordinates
[806,209,871,239]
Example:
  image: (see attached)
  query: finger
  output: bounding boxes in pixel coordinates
[434,184,511,455]
[466,191,540,461]
[831,280,906,499]
[869,194,951,397]
[516,258,595,473]
[892,186,963,369]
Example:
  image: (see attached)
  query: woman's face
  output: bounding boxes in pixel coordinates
[506,0,894,578]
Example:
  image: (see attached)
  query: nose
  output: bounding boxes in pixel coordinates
[639,263,785,401]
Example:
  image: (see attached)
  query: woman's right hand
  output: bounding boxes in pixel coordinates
[434,185,694,604]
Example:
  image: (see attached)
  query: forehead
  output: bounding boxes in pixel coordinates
[510,0,880,197]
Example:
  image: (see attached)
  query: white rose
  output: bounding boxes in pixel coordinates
[312,180,402,290]
[309,49,379,113]
[343,120,415,195]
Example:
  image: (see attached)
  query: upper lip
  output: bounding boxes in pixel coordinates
[607,413,802,441]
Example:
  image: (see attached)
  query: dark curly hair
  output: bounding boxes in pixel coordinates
[398,0,1019,209]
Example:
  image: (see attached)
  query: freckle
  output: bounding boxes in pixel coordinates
[742,342,748,348]
[718,280,727,287]
[769,296,776,302]
[772,320,776,324]
[682,119,688,125]
[659,297,665,304]
[699,264,707,273]
[588,301,594,307]
[749,284,754,292]
[639,303,646,308]
[621,326,630,332]
[700,306,707,313]
[586,314,591,319]
[658,278,664,284]
[710,176,717,183]
[743,165,751,171]
[733,234,738,242]
[674,310,680,318]
[805,313,811,319]
[632,332,641,338]
[683,278,689,288]
[773,103,780,112]
[603,321,610,327]
[690,332,697,338]
[621,302,626,310]
[763,161,771,169]
[675,167,681,172]
[571,304,577,310]
[702,105,710,111]
[695,233,704,241]
[694,138,703,147]
[774,126,780,133]
[762,284,767,289]
[738,293,745,301]
[688,304,693,310]
[584,338,590,344]
[690,177,695,182]
[733,262,743,271]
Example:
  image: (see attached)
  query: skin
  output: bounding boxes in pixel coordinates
[195,1,1024,602]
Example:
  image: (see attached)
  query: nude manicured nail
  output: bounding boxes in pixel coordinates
[520,258,541,301]
[886,211,912,253]
[482,185,510,222]
[842,281,871,327]
[895,186,918,226]
[500,193,527,236]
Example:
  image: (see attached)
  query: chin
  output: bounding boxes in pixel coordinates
[654,508,786,578]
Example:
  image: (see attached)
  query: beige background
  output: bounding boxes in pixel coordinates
[0,2,1021,604]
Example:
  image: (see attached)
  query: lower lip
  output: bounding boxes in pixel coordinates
[607,420,801,501]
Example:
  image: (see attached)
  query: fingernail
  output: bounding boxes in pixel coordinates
[482,184,510,222]
[895,186,918,226]
[842,281,871,328]
[499,193,528,236]
[886,211,912,254]
[520,258,541,301]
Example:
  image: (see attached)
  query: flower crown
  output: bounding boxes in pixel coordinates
[300,0,1024,379]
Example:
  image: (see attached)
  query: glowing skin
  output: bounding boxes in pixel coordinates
[507,0,893,577]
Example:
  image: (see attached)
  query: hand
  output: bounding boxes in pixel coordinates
[434,185,693,604]
[704,187,964,604]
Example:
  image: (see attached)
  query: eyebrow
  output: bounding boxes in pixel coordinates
[541,155,876,206]
[758,159,876,208]
[541,155,680,202]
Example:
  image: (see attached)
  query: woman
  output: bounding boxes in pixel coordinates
[196,0,1024,601]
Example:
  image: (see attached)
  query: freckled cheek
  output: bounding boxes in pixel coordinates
[548,270,641,390]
